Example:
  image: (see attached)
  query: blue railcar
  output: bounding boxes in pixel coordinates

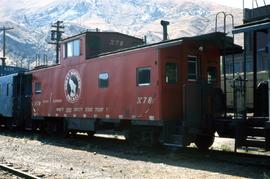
[0,73,32,128]
[0,73,16,117]
[0,66,28,76]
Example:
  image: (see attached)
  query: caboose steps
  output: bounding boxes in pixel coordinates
[242,137,266,148]
[163,135,184,148]
[246,118,268,127]
[246,127,265,137]
[163,142,183,148]
[163,134,184,147]
[161,122,185,148]
[235,120,270,151]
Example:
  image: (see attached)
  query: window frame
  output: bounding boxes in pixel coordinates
[98,72,109,88]
[187,56,198,81]
[73,40,80,56]
[34,82,42,94]
[65,39,81,58]
[136,67,151,87]
[67,41,73,57]
[62,44,66,59]
[207,67,217,84]
[165,62,178,84]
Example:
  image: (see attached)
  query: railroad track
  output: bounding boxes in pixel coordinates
[172,147,270,168]
[212,150,270,167]
[1,130,270,170]
[0,163,43,179]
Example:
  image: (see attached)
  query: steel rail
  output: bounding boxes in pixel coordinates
[0,163,41,179]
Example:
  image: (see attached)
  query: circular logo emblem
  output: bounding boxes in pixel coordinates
[64,69,81,103]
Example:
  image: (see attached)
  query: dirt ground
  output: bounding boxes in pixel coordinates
[0,131,269,179]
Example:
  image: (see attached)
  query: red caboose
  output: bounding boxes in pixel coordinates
[31,31,240,149]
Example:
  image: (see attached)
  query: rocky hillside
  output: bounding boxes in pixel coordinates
[0,0,242,68]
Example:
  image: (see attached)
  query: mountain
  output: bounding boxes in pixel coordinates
[0,0,242,68]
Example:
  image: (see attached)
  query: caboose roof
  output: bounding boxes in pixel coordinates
[29,32,242,73]
[86,32,242,58]
[61,31,143,42]
[180,32,242,54]
[62,31,241,54]
[232,18,270,34]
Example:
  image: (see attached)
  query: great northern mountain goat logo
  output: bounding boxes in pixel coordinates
[64,69,81,103]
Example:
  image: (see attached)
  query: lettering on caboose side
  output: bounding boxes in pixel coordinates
[137,97,153,104]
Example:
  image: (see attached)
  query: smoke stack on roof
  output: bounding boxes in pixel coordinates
[160,20,170,41]
[1,57,6,67]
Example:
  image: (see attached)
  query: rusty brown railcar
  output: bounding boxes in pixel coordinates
[29,31,239,149]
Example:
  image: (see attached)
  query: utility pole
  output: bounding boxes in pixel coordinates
[0,26,14,75]
[49,21,64,64]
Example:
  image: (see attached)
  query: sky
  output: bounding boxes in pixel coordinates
[212,0,243,8]
[1,0,269,10]
[212,0,270,8]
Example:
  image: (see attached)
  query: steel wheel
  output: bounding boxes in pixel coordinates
[194,134,214,151]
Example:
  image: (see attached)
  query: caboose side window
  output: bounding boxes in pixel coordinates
[137,67,151,86]
[165,63,178,84]
[67,42,73,57]
[207,67,217,84]
[187,56,197,81]
[35,82,42,94]
[66,39,80,57]
[62,44,66,58]
[98,73,109,88]
[73,40,80,56]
